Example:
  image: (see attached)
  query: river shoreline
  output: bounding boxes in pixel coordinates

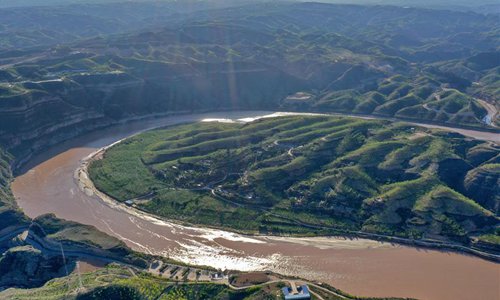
[76,113,500,263]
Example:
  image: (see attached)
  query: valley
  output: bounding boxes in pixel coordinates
[10,111,500,300]
[0,1,498,299]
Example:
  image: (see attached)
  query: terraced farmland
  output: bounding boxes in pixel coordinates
[89,116,499,248]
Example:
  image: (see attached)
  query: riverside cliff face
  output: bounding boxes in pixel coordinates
[0,245,68,289]
[0,60,304,163]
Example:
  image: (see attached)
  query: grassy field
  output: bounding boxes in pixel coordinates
[1,264,199,300]
[90,116,499,247]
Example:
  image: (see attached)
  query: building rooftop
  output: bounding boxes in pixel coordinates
[282,283,311,300]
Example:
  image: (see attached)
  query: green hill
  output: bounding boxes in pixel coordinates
[89,115,500,247]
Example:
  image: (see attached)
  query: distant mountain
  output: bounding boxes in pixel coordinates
[1,2,497,153]
[0,0,266,8]
[302,0,500,13]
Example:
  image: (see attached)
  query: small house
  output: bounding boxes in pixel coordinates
[282,283,311,300]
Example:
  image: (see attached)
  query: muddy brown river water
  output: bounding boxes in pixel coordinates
[11,111,500,300]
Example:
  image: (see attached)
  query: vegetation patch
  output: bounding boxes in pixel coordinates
[90,116,500,247]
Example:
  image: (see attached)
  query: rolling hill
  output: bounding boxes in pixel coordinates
[1,2,498,161]
[89,115,500,250]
